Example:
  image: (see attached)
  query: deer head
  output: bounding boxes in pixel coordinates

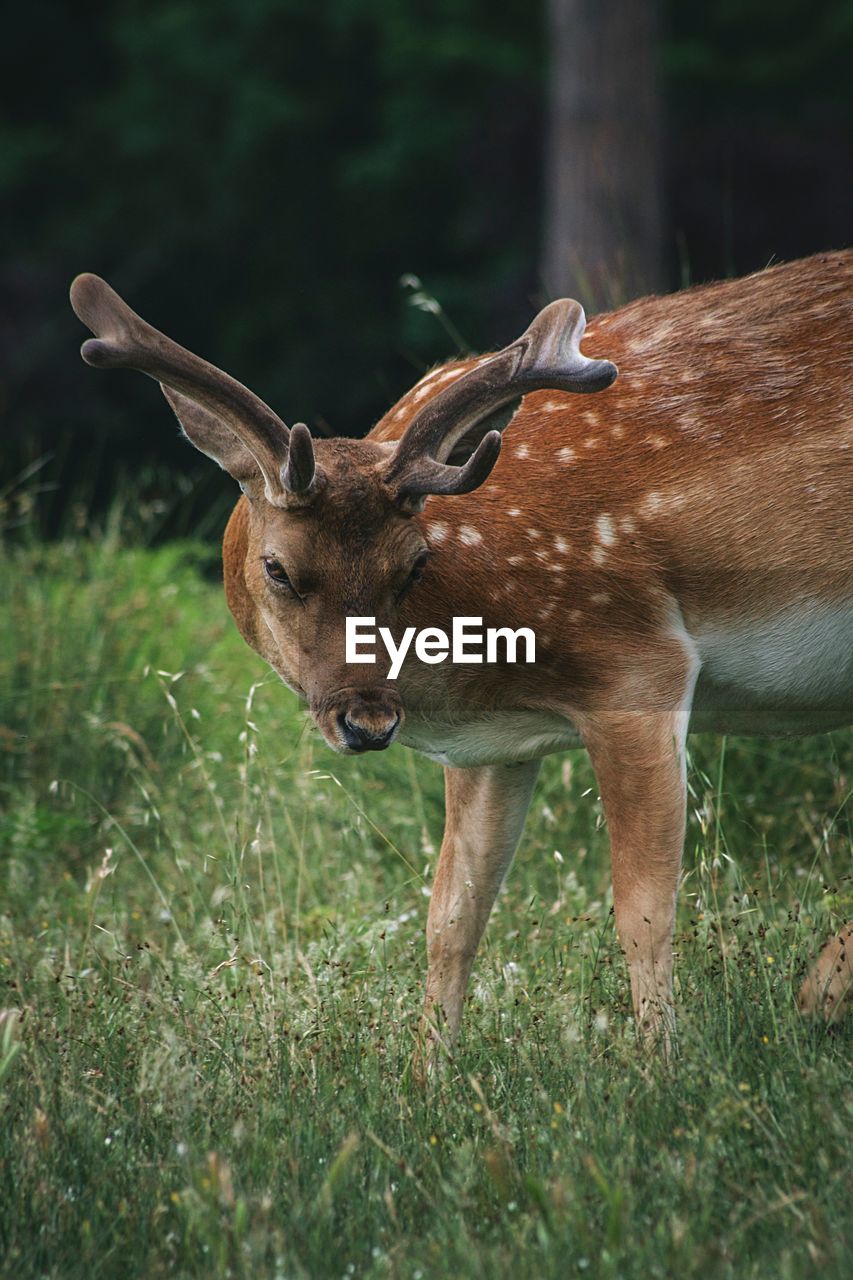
[70,274,616,754]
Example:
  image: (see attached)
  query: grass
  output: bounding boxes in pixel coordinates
[0,525,850,1279]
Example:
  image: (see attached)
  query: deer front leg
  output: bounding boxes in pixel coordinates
[420,758,541,1062]
[583,709,689,1046]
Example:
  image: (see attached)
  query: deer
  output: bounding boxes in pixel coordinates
[70,251,853,1060]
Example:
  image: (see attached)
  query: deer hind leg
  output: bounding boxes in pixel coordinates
[797,922,853,1023]
[420,758,541,1065]
[583,707,690,1048]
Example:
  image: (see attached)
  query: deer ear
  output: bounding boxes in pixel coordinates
[161,386,261,485]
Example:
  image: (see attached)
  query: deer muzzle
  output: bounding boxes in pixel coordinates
[312,686,404,755]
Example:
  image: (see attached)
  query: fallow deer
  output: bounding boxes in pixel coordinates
[70,251,853,1055]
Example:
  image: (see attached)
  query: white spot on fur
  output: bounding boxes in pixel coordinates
[584,438,600,449]
[591,546,607,566]
[619,516,636,536]
[570,609,583,622]
[541,399,563,412]
[647,434,669,449]
[678,413,702,434]
[515,444,530,460]
[459,525,482,546]
[557,446,575,463]
[554,535,569,553]
[644,489,687,515]
[591,592,610,605]
[508,555,525,567]
[428,521,449,544]
[539,603,555,621]
[431,367,464,386]
[547,564,565,573]
[611,424,625,438]
[527,528,541,539]
[584,410,600,426]
[595,514,616,546]
[412,383,432,404]
[507,507,521,517]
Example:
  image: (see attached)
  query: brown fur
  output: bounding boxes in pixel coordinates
[797,922,853,1021]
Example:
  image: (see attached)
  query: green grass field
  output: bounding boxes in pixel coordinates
[1,529,850,1279]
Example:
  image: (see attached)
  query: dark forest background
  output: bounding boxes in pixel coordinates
[2,0,851,537]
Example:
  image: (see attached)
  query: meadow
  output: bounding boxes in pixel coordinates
[0,512,850,1279]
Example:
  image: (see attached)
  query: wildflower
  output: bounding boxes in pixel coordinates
[85,847,115,893]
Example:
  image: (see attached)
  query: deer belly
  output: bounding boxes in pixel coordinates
[690,603,853,736]
[399,709,582,767]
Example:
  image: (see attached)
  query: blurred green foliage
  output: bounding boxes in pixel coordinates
[1,0,851,533]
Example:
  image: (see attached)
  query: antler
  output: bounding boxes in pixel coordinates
[384,298,617,506]
[69,273,316,502]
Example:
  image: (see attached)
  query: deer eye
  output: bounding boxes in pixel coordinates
[262,557,294,591]
[410,551,429,581]
[404,551,430,591]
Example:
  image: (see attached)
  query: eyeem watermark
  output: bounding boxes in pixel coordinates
[346,616,536,679]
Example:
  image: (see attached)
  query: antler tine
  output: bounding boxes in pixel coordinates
[390,430,503,502]
[384,298,617,504]
[281,422,317,496]
[70,273,293,502]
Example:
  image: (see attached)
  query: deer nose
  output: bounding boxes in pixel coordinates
[338,712,400,752]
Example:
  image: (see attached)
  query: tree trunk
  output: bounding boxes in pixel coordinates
[543,0,664,311]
